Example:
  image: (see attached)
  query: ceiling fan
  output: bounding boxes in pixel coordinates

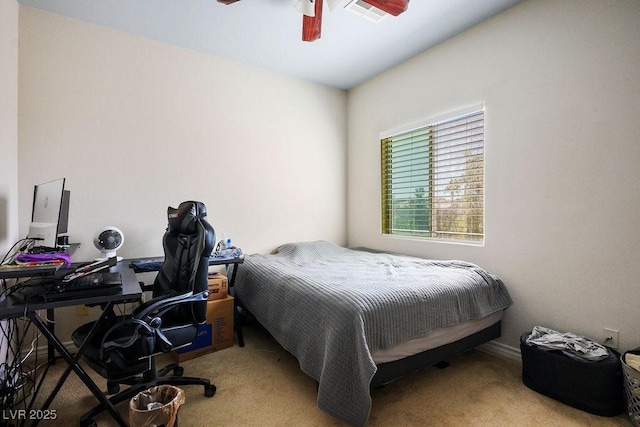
[217,0,410,42]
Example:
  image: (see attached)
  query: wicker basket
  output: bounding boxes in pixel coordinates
[622,352,640,427]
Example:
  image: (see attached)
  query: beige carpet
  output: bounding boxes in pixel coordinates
[31,325,632,426]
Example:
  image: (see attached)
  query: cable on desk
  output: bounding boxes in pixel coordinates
[0,237,30,292]
[1,279,56,304]
[1,238,41,267]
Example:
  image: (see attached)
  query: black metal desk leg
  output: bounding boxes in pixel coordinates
[233,297,245,347]
[226,263,244,347]
[29,308,128,427]
[47,308,55,365]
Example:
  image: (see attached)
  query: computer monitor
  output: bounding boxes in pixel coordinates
[27,178,66,248]
[58,189,70,235]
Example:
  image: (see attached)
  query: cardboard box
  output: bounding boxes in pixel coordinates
[207,273,228,300]
[171,296,234,362]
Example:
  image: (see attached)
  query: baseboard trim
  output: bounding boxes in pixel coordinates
[38,340,522,364]
[477,340,522,363]
[27,340,77,363]
[32,335,520,369]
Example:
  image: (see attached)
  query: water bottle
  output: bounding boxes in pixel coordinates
[218,236,232,251]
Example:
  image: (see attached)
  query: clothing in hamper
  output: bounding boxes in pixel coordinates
[526,325,608,362]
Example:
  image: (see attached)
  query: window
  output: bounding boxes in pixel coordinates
[381,107,484,242]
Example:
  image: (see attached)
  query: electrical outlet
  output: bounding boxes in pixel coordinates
[602,328,619,349]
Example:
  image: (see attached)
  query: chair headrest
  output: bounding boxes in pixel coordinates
[167,201,208,234]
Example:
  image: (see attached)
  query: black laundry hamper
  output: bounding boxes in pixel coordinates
[520,331,624,416]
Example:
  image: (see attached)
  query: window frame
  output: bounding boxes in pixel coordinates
[380,104,485,245]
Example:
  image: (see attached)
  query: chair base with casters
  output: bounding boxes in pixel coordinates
[77,356,215,427]
[72,301,217,427]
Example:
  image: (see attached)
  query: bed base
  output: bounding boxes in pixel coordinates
[238,299,501,390]
[371,321,502,388]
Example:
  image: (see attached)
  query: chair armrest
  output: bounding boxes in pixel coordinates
[133,290,210,322]
[132,291,190,316]
[99,318,157,360]
[99,290,210,358]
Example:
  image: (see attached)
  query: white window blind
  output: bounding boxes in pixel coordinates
[381,108,484,242]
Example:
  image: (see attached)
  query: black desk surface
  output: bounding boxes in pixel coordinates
[0,254,244,319]
[0,261,142,320]
[129,254,244,273]
[132,254,244,265]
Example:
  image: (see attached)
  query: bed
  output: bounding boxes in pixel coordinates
[234,241,512,426]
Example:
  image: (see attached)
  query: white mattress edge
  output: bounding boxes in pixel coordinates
[372,311,504,364]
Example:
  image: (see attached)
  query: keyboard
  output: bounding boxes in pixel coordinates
[129,259,163,273]
[44,272,123,301]
[0,262,63,279]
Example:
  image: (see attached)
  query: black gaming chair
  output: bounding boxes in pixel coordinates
[71,201,216,426]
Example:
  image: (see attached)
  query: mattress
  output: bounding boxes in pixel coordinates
[372,310,503,364]
[235,241,512,426]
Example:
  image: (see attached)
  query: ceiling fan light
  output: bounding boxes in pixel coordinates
[295,0,316,17]
[344,0,387,23]
[361,0,409,17]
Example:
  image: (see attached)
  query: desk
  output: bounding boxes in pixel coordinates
[0,262,142,427]
[209,255,245,347]
[130,254,245,346]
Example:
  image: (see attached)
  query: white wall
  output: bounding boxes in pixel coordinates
[0,0,19,255]
[0,0,19,366]
[15,1,640,354]
[347,0,640,351]
[18,7,347,262]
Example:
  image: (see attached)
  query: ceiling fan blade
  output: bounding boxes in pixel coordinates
[302,0,323,42]
[217,0,241,4]
[362,0,409,16]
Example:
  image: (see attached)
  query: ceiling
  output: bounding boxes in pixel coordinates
[17,0,522,90]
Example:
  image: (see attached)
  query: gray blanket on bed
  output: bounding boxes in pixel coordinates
[234,241,512,426]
